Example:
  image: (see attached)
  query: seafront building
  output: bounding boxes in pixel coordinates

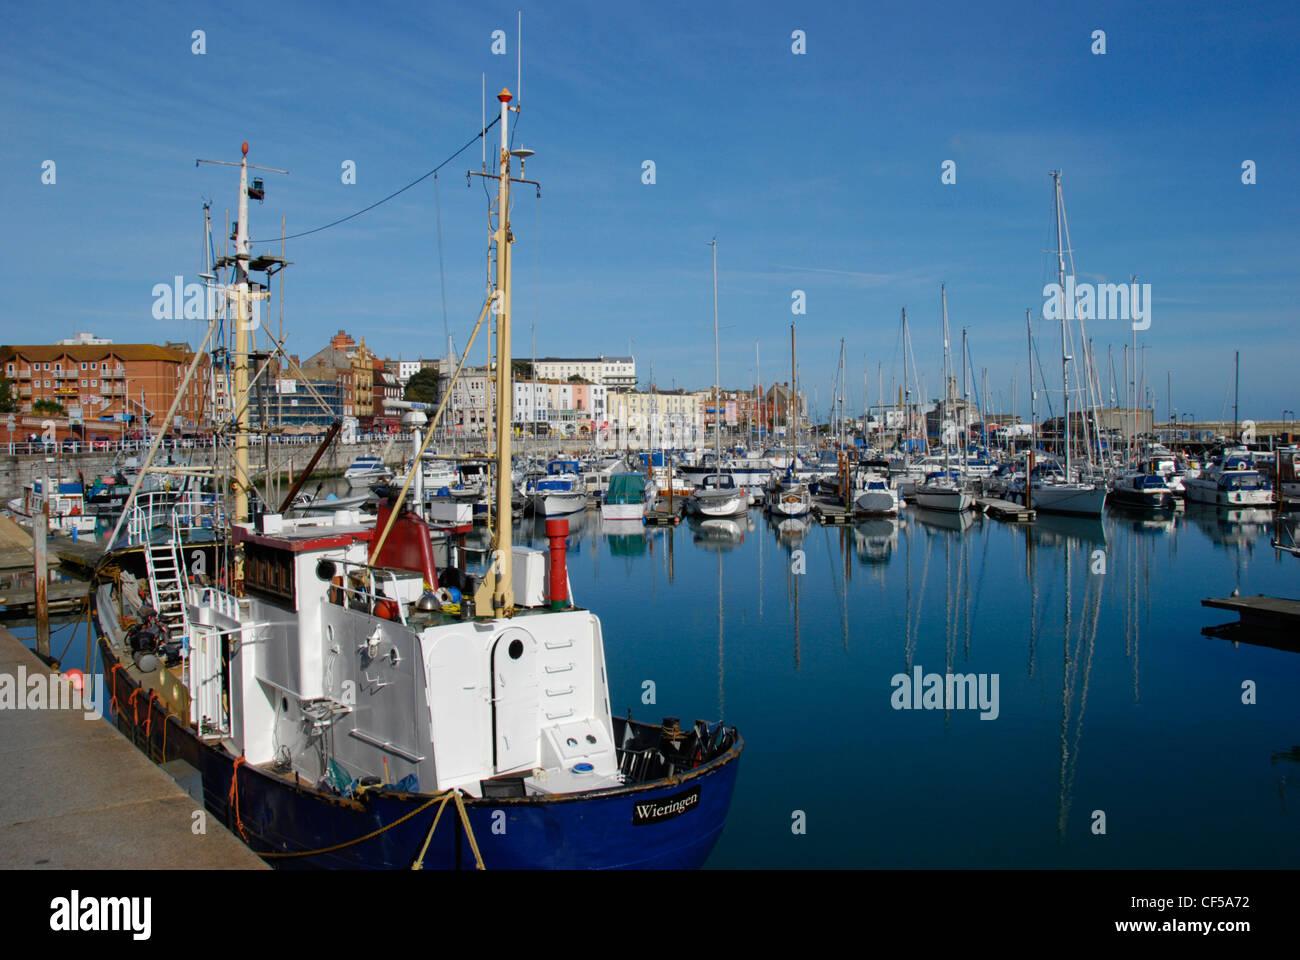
[1,339,208,438]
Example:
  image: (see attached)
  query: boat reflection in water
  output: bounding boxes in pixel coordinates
[914,505,978,535]
[1027,513,1107,548]
[600,518,647,558]
[768,514,811,545]
[690,514,750,550]
[853,517,900,564]
[1184,502,1276,550]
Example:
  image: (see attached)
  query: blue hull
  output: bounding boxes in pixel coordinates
[203,744,741,869]
[100,613,743,870]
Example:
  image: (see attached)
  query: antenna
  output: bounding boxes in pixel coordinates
[482,73,486,168]
[517,10,522,106]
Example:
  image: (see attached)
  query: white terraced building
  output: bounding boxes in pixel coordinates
[532,356,636,391]
[606,390,704,450]
[513,380,608,438]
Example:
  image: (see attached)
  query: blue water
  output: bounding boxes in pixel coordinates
[12,503,1298,868]
[519,504,1300,868]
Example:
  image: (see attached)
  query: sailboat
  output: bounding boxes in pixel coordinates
[914,285,974,513]
[689,239,748,519]
[90,92,742,869]
[1025,171,1107,518]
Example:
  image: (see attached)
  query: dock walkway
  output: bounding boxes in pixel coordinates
[1201,594,1300,630]
[0,515,56,572]
[0,626,266,869]
[812,502,854,525]
[976,498,1036,522]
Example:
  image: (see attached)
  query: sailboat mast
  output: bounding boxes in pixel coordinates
[941,283,951,473]
[491,88,515,615]
[790,322,797,452]
[1026,310,1036,441]
[1052,170,1071,476]
[709,237,721,461]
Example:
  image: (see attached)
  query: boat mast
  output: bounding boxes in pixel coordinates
[790,322,797,456]
[709,237,721,467]
[233,144,252,525]
[1052,170,1071,477]
[1027,308,1036,503]
[940,283,951,477]
[491,88,515,616]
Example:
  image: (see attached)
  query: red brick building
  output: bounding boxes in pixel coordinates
[1,343,208,438]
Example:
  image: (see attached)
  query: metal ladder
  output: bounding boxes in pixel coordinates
[144,517,190,640]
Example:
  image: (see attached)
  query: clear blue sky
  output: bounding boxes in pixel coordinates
[3,0,1297,424]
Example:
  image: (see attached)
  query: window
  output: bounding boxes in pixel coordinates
[92,379,97,387]
[81,362,87,370]
[5,364,11,373]
[80,380,87,387]
[43,363,50,370]
[91,362,97,370]
[44,380,50,388]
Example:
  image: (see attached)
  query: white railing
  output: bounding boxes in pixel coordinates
[122,490,220,547]
[331,560,409,626]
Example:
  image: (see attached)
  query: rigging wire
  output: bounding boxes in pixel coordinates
[249,117,500,243]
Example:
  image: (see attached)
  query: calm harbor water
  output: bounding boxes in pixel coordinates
[13,497,1299,869]
[516,503,1300,868]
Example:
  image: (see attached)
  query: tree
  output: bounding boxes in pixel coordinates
[404,368,441,405]
[32,398,66,416]
[0,379,16,413]
[511,359,534,379]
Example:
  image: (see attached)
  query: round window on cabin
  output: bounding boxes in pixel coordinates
[508,639,524,660]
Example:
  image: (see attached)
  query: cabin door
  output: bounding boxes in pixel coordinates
[491,627,540,773]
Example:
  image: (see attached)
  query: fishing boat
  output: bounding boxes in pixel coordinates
[6,477,97,537]
[90,101,741,870]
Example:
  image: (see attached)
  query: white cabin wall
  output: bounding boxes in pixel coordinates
[319,603,436,789]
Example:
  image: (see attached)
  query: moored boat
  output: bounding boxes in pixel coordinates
[89,97,742,870]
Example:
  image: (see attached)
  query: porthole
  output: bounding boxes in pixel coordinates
[508,639,524,660]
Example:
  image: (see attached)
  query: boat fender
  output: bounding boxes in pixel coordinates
[374,598,399,621]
